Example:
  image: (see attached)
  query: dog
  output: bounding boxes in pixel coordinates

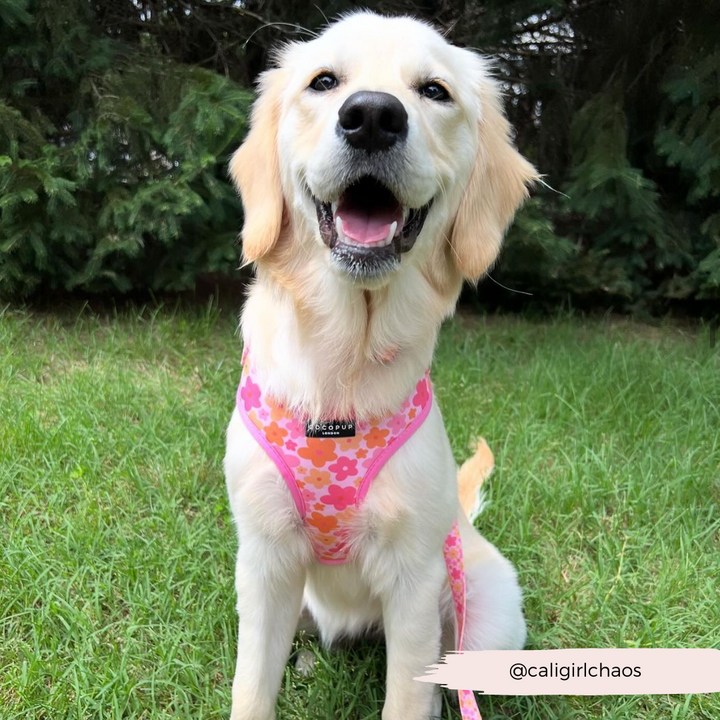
[223,12,536,720]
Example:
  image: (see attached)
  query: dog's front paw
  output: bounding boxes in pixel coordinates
[229,696,275,720]
[229,711,274,720]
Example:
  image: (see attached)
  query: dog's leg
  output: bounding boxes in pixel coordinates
[462,541,526,652]
[453,515,526,653]
[381,555,446,720]
[230,548,305,720]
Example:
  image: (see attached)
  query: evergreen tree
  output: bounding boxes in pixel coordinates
[1,0,717,312]
[0,0,252,294]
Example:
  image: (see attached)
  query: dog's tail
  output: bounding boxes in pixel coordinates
[457,437,494,523]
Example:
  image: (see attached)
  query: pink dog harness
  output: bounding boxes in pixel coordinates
[237,351,482,718]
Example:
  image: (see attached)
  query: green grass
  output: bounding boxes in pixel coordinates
[1,304,718,720]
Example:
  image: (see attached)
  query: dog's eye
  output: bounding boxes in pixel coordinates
[418,82,451,102]
[309,73,339,92]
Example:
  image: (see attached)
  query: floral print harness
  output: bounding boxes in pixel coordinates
[236,350,482,719]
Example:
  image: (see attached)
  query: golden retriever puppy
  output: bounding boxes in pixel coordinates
[224,12,536,720]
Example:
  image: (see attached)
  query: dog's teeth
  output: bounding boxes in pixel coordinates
[387,221,397,243]
[331,202,338,214]
[335,216,345,243]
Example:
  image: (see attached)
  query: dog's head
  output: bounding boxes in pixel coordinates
[231,12,536,289]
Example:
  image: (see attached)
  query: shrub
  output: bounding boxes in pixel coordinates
[0,0,251,295]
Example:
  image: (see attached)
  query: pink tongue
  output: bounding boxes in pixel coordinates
[336,203,404,244]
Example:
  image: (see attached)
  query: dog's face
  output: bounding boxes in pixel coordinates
[231,13,535,289]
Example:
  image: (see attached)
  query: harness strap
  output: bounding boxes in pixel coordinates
[443,521,482,720]
[237,346,433,564]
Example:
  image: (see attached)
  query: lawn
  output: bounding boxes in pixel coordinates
[1,303,718,720]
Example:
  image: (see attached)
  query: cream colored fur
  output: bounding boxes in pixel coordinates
[224,12,536,720]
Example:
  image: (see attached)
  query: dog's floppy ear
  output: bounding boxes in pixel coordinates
[451,77,537,282]
[229,69,286,263]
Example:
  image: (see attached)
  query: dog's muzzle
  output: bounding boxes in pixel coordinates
[314,176,432,280]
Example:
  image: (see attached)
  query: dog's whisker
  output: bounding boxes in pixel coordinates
[243,21,319,50]
[485,273,534,296]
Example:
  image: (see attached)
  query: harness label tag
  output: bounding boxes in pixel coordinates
[305,419,356,438]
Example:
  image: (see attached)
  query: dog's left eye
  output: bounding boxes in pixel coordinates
[309,73,339,92]
[418,82,451,102]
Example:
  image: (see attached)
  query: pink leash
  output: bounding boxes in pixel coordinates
[443,520,482,719]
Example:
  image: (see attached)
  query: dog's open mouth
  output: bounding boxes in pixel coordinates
[314,176,432,279]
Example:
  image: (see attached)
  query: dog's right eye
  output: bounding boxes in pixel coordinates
[309,73,339,92]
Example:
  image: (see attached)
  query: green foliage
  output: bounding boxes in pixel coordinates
[427,0,719,311]
[0,0,250,295]
[563,94,674,299]
[655,48,720,300]
[0,0,717,311]
[496,196,577,291]
[486,0,719,311]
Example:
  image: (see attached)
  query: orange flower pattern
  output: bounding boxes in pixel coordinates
[307,511,338,534]
[305,469,331,489]
[264,421,287,446]
[298,438,338,468]
[365,426,390,449]
[237,354,432,563]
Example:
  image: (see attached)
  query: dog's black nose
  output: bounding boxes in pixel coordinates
[337,91,408,153]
